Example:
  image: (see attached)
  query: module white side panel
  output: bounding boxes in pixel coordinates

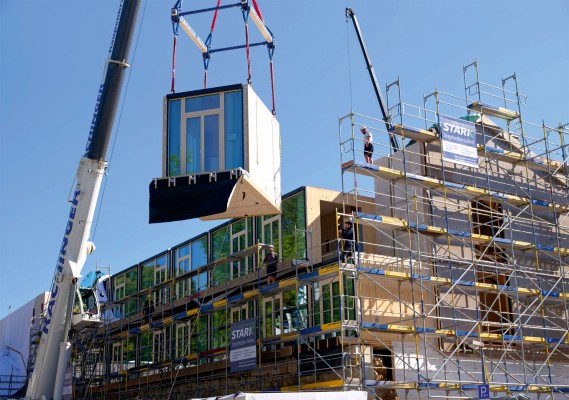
[245,85,281,212]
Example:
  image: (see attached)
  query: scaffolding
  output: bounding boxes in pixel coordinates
[339,61,569,399]
[72,63,568,400]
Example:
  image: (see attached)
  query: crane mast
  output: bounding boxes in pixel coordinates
[26,1,141,399]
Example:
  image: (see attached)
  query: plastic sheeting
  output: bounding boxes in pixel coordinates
[192,391,368,400]
[0,297,35,395]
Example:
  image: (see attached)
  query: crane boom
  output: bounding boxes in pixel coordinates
[26,1,141,399]
[345,7,400,151]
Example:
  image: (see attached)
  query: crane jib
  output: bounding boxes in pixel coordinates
[41,189,81,335]
[84,84,105,157]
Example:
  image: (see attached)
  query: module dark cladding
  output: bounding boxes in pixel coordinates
[149,170,243,223]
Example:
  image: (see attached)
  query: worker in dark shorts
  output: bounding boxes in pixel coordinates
[263,244,278,284]
[361,126,374,164]
[339,220,354,264]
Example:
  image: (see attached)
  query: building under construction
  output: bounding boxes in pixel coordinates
[63,62,569,400]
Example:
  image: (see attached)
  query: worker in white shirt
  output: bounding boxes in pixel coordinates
[361,126,374,164]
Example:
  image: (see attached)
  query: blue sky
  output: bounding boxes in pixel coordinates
[1,0,567,319]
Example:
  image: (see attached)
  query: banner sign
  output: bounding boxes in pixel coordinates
[62,366,73,400]
[440,115,478,168]
[230,317,257,373]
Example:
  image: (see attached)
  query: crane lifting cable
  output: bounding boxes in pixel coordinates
[170,0,275,102]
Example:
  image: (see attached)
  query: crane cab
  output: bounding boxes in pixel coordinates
[149,84,281,223]
[72,273,102,329]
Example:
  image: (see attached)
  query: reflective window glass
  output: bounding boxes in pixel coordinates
[186,117,200,174]
[191,236,208,271]
[212,227,230,261]
[168,100,181,176]
[204,115,219,172]
[141,262,154,290]
[185,94,220,113]
[282,192,306,259]
[224,91,243,169]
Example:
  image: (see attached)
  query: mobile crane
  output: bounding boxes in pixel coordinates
[25,1,141,399]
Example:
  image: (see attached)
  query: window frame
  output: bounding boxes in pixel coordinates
[166,88,244,176]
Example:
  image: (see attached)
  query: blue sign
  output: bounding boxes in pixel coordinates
[230,317,257,373]
[478,383,490,399]
[440,115,478,168]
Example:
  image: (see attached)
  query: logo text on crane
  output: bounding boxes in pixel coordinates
[42,190,81,335]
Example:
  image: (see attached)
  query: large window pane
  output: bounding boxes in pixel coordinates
[213,310,228,349]
[191,274,199,294]
[282,192,306,259]
[185,94,220,113]
[126,337,136,367]
[125,299,137,317]
[191,236,208,271]
[140,331,152,364]
[168,100,181,176]
[190,315,208,354]
[212,264,230,287]
[125,269,138,296]
[186,117,201,174]
[204,115,219,172]
[224,91,243,169]
[198,271,208,292]
[332,281,340,322]
[141,262,154,290]
[212,227,230,261]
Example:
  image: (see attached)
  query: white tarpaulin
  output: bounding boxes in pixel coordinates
[0,297,35,396]
[193,391,368,400]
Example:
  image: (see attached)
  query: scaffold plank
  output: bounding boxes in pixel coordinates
[359,264,569,302]
[345,160,569,214]
[361,321,569,346]
[389,124,439,142]
[468,102,520,121]
[357,211,569,256]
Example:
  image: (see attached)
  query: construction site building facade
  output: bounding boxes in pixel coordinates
[74,64,569,400]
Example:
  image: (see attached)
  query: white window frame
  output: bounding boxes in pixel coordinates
[111,341,124,372]
[153,329,169,363]
[180,95,225,174]
[261,215,281,252]
[230,219,252,278]
[175,245,191,299]
[113,275,125,319]
[175,322,189,359]
[153,257,170,306]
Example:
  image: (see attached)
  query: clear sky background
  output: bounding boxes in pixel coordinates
[0,0,567,319]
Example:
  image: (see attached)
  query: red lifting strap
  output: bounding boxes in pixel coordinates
[171,35,177,93]
[245,23,251,84]
[210,0,221,32]
[269,59,276,114]
[251,0,263,21]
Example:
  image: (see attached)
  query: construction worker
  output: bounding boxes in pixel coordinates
[339,219,355,264]
[263,245,279,284]
[361,126,374,164]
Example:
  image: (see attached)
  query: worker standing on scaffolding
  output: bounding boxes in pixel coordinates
[263,245,278,284]
[361,126,374,164]
[339,220,355,264]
